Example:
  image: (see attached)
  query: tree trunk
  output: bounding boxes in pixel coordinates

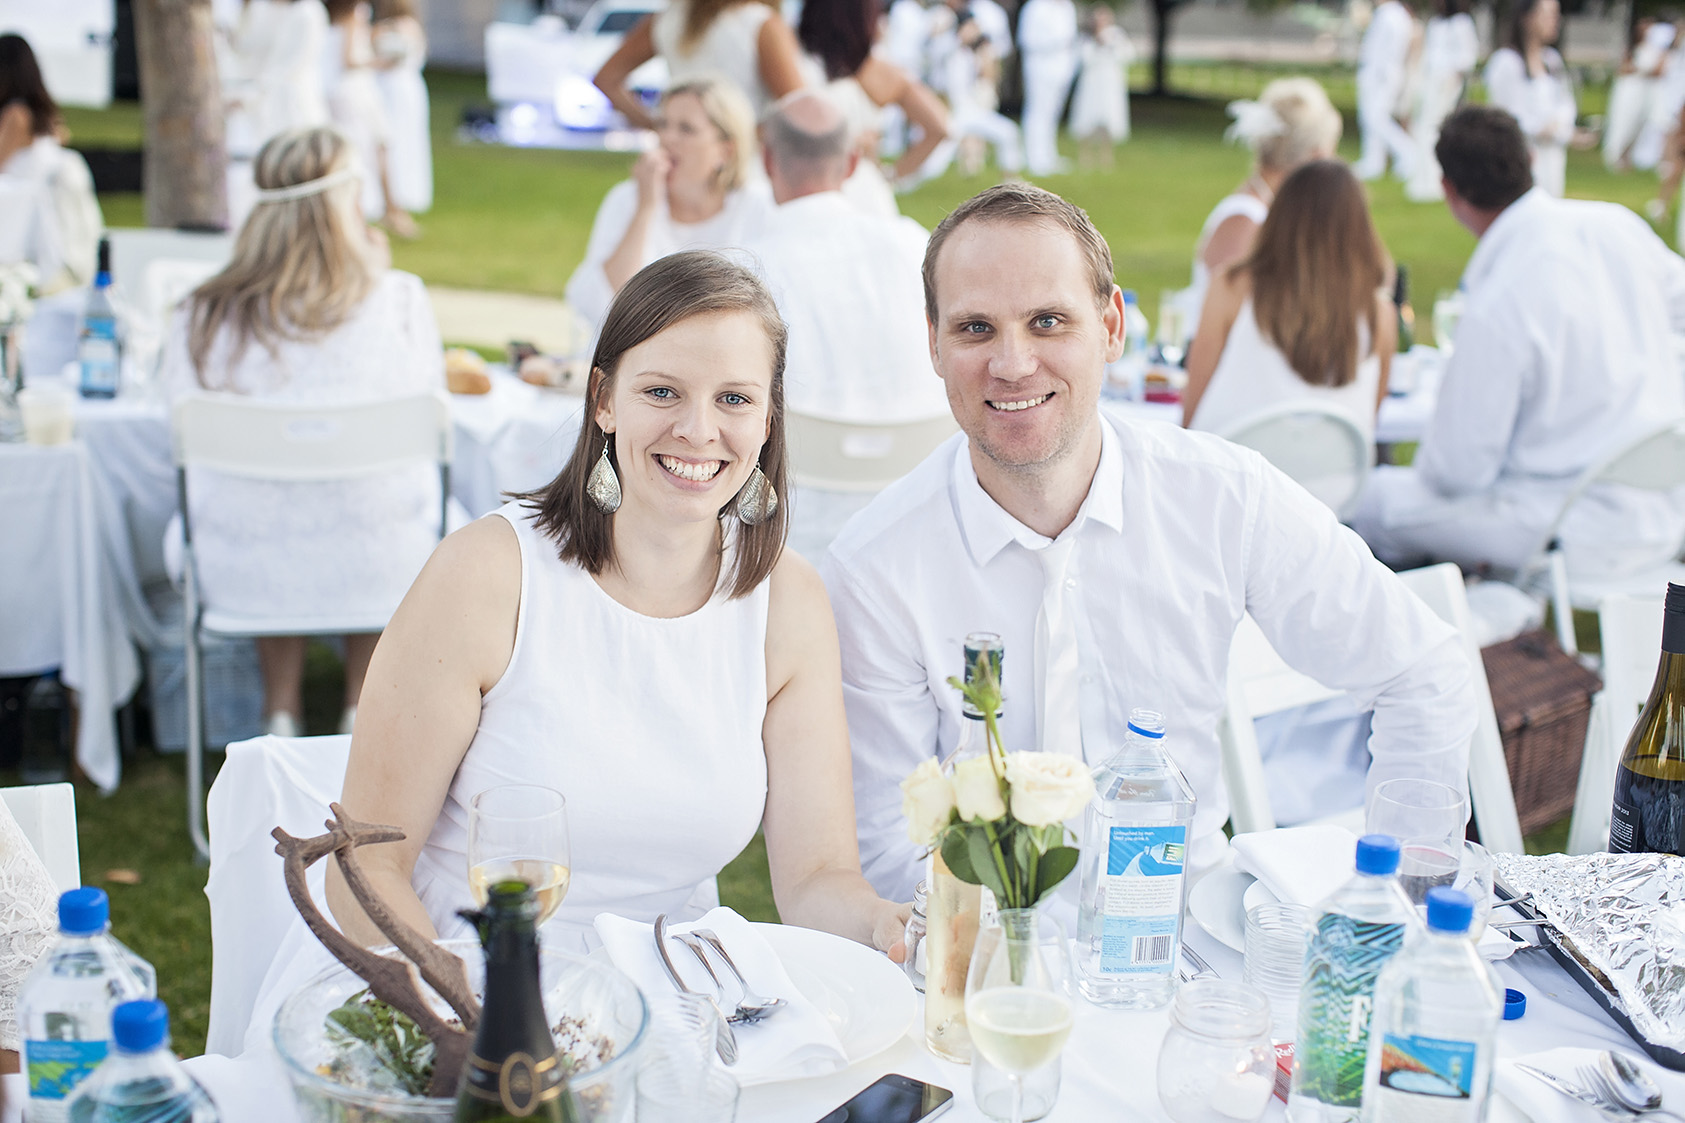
[134,0,227,230]
[1152,0,1174,96]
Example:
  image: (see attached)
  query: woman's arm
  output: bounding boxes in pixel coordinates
[756,14,807,101]
[761,553,909,959]
[856,55,950,180]
[594,16,659,131]
[325,516,521,946]
[599,149,670,292]
[1182,267,1248,426]
[1374,290,1397,411]
[1198,212,1260,279]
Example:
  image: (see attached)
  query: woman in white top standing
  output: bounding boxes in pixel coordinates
[1484,0,1577,197]
[796,0,950,213]
[324,0,416,235]
[594,0,804,126]
[373,0,431,214]
[1184,76,1341,327]
[1185,160,1395,506]
[236,0,329,147]
[566,77,769,331]
[160,127,446,738]
[318,250,910,961]
[1404,0,1479,201]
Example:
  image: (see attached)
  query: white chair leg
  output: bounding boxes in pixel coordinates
[1549,547,1578,656]
[1567,690,1619,854]
[1219,673,1276,836]
[184,567,211,865]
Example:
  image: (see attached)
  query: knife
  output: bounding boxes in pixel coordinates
[1515,1062,1635,1120]
[653,914,739,1066]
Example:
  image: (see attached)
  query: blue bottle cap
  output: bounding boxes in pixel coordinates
[112,999,169,1052]
[1425,887,1475,933]
[58,887,109,936]
[1504,988,1526,1020]
[1354,834,1401,876]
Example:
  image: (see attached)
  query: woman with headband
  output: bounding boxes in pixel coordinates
[159,126,448,740]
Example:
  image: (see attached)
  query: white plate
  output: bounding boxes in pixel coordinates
[1242,878,1281,915]
[1188,866,1254,952]
[752,922,916,1071]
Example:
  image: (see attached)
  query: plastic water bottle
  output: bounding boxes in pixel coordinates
[1288,835,1419,1123]
[64,1000,219,1123]
[1109,290,1152,397]
[78,238,120,400]
[18,888,157,1122]
[1360,888,1502,1122]
[1074,708,1196,1009]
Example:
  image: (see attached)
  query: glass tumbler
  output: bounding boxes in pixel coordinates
[1243,902,1311,1043]
[636,994,739,1123]
[1156,979,1276,1123]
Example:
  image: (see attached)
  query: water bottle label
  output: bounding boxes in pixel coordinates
[25,1037,107,1100]
[1097,824,1185,974]
[1292,915,1406,1109]
[1370,1033,1479,1121]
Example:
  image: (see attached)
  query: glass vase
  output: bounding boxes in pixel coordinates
[964,909,1074,1123]
[923,850,981,1062]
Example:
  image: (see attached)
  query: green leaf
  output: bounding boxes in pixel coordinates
[968,828,1009,902]
[940,830,979,884]
[1034,846,1081,901]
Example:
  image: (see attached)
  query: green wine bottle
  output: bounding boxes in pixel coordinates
[455,882,579,1123]
[1610,583,1685,856]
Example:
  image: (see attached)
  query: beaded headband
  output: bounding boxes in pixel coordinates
[251,165,360,204]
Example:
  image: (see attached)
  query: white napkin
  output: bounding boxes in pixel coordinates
[1230,825,1360,906]
[1494,1047,1609,1123]
[592,906,848,1087]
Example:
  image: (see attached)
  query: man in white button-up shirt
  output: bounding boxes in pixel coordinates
[820,183,1478,903]
[1353,106,1685,576]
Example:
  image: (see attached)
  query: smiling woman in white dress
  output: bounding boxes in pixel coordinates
[320,251,910,967]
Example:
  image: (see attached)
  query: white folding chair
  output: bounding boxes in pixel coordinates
[1567,593,1662,853]
[140,258,223,326]
[1219,563,1524,853]
[785,410,958,492]
[1217,402,1375,520]
[104,228,233,306]
[172,392,453,862]
[0,782,81,892]
[1517,419,1685,657]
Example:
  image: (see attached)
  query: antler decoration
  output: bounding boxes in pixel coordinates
[273,802,483,1098]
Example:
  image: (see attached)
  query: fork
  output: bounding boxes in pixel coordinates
[693,927,786,1020]
[652,914,738,1065]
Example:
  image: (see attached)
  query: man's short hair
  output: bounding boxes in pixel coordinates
[922,183,1116,325]
[1436,106,1533,210]
[762,93,850,180]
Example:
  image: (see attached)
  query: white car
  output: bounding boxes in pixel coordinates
[485,0,667,133]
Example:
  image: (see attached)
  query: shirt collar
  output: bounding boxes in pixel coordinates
[950,413,1125,567]
[1461,187,1550,292]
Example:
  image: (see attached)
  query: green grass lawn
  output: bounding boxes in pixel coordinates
[27,64,1637,1057]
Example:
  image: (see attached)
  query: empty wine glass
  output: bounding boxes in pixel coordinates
[1367,779,1467,906]
[467,785,571,925]
[965,910,1073,1123]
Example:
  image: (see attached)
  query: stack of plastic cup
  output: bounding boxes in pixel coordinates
[1243,902,1312,1043]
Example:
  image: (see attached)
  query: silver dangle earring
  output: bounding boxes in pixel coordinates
[586,434,622,514]
[735,464,778,526]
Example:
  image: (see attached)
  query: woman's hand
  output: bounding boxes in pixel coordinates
[872,900,914,964]
[631,146,672,211]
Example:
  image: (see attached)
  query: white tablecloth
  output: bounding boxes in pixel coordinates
[0,441,142,790]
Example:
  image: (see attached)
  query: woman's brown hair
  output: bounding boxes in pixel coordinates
[517,251,790,599]
[1239,160,1389,388]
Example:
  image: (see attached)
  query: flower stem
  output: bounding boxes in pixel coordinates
[981,818,1016,910]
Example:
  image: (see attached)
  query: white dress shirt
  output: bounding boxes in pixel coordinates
[821,415,1477,904]
[1357,189,1685,574]
[1018,0,1079,60]
[740,191,949,424]
[1484,48,1577,195]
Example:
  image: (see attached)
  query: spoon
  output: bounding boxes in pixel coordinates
[693,927,786,1021]
[1596,1051,1685,1121]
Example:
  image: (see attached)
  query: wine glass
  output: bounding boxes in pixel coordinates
[467,785,571,925]
[1366,778,1467,906]
[1432,290,1464,357]
[964,910,1073,1123]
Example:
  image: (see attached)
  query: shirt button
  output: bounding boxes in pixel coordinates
[1065,577,1077,590]
[1081,673,1095,685]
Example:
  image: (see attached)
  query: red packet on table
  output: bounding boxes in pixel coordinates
[1274,1043,1293,1103]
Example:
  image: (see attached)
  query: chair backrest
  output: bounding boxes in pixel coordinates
[1531,419,1685,570]
[106,228,233,295]
[786,410,958,492]
[0,783,81,892]
[141,257,223,325]
[1597,593,1663,735]
[171,392,454,480]
[1218,402,1375,520]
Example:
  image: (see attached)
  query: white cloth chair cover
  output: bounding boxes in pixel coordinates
[0,783,80,892]
[203,733,350,1057]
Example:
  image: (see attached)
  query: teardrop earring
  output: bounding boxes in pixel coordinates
[735,464,778,526]
[586,434,622,514]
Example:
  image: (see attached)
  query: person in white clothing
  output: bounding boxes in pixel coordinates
[1352,107,1685,575]
[1354,0,1417,181]
[1017,0,1080,176]
[1403,0,1478,202]
[566,78,770,331]
[324,0,415,235]
[373,0,431,214]
[820,183,1477,905]
[1483,0,1577,197]
[882,0,935,156]
[595,0,805,127]
[928,13,1024,177]
[1605,18,1673,171]
[1185,160,1395,471]
[1069,5,1134,169]
[234,0,330,148]
[160,128,446,739]
[1184,77,1342,327]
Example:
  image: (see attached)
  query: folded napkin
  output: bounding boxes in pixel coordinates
[1231,825,1361,907]
[1493,1047,1609,1123]
[592,906,847,1087]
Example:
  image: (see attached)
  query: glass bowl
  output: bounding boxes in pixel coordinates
[273,939,648,1122]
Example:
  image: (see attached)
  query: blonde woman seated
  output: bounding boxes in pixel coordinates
[1184,160,1394,448]
[160,127,446,738]
[564,78,770,331]
[1186,77,1343,326]
[321,251,908,966]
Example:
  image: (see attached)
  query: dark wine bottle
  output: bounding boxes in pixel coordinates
[1393,264,1415,353]
[455,882,578,1123]
[1610,583,1685,856]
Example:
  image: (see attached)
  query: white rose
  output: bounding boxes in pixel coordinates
[1005,752,1096,827]
[901,758,956,846]
[953,756,1007,822]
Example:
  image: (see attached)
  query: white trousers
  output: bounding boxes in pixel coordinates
[1405,74,1463,201]
[1354,73,1414,180]
[1605,74,1655,168]
[927,106,1025,174]
[1022,55,1077,174]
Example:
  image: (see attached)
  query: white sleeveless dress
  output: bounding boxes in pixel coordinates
[1186,192,1270,327]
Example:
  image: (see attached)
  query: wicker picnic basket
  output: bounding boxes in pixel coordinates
[1479,629,1604,837]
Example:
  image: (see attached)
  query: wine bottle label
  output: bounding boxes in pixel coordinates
[1096,824,1185,974]
[463,1050,564,1117]
[1369,1033,1480,1122]
[1610,791,1640,853]
[1610,762,1685,855]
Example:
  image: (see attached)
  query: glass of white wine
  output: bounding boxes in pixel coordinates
[964,910,1073,1123]
[467,785,571,925]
